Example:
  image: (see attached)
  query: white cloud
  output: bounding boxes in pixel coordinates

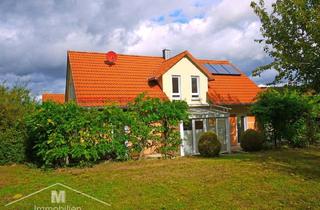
[0,0,276,95]
[110,0,274,80]
[0,28,18,41]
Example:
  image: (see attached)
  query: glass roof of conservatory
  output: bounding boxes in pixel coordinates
[189,106,230,119]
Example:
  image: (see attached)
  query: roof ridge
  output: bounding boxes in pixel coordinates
[153,50,214,80]
[67,50,163,59]
[67,50,231,62]
[161,50,188,63]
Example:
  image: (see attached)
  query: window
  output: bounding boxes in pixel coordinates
[191,76,200,99]
[183,120,192,131]
[195,120,203,129]
[172,75,181,99]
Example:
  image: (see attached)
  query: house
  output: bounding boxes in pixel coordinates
[45,49,261,156]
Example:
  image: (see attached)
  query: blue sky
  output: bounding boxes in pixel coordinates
[0,0,276,97]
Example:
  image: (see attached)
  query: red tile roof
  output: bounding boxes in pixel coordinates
[197,60,261,105]
[67,50,260,106]
[68,51,168,106]
[42,93,65,104]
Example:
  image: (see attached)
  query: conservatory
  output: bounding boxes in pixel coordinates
[179,106,231,156]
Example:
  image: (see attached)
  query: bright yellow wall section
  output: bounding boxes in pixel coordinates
[162,57,208,106]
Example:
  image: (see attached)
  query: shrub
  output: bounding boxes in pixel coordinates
[127,94,189,159]
[0,84,34,164]
[156,100,189,158]
[251,89,314,147]
[127,95,162,159]
[198,132,221,157]
[240,129,264,152]
[25,93,189,168]
[25,102,129,168]
[0,128,26,164]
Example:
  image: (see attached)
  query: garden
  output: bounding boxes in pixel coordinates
[1,0,320,208]
[1,84,320,168]
[1,84,320,209]
[1,147,320,209]
[1,85,192,168]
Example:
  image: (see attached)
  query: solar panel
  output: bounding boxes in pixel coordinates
[210,64,229,74]
[203,64,218,74]
[203,63,241,75]
[222,65,241,75]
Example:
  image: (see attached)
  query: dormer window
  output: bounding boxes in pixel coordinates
[172,75,181,99]
[191,76,200,99]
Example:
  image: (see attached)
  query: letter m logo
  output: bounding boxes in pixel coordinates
[51,190,66,203]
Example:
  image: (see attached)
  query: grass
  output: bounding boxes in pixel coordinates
[1,147,320,210]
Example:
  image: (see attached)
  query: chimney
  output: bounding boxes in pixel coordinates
[162,49,171,60]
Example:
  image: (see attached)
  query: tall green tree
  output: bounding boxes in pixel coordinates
[251,0,320,92]
[0,84,34,164]
[0,84,34,130]
[251,89,315,147]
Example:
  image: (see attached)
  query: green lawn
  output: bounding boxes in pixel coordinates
[1,147,320,210]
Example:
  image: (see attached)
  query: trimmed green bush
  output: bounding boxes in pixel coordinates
[240,129,264,152]
[198,132,221,157]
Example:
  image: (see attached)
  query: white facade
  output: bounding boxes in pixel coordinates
[161,57,209,106]
[160,56,231,156]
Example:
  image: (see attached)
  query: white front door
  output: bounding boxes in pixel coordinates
[182,119,207,155]
[193,120,204,154]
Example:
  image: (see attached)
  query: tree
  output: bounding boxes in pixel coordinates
[251,89,312,147]
[0,84,34,131]
[251,0,320,92]
[0,84,35,164]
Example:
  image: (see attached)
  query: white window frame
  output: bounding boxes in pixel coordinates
[191,76,200,100]
[172,75,181,99]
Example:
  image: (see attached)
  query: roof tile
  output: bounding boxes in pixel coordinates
[68,51,167,106]
[42,93,65,104]
[67,51,260,106]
